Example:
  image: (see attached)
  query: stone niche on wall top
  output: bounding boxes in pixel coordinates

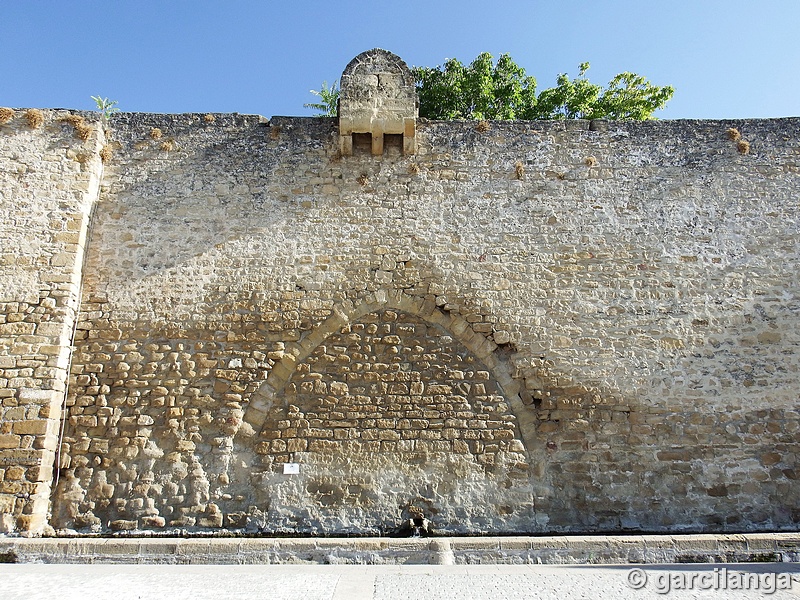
[338,48,418,156]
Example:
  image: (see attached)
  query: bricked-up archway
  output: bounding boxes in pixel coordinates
[258,309,525,473]
[243,289,537,452]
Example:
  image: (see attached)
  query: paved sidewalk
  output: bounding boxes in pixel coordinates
[1,563,799,600]
[3,533,799,565]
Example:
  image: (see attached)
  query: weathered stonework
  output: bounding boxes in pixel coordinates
[0,51,798,536]
[0,109,105,533]
[339,49,417,156]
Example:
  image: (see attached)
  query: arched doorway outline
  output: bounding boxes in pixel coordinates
[242,288,537,451]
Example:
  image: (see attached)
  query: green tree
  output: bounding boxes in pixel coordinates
[303,80,339,117]
[413,52,538,120]
[305,53,674,121]
[534,62,675,120]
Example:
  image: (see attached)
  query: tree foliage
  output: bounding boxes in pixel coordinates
[305,53,674,121]
[303,80,339,117]
[413,52,537,120]
[533,62,675,120]
[414,54,674,120]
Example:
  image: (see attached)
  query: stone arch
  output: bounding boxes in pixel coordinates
[340,48,416,93]
[243,289,536,451]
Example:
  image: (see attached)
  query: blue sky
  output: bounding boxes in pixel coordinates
[2,0,798,119]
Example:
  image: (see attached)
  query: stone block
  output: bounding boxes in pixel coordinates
[12,420,49,435]
[0,493,16,514]
[4,466,24,481]
[0,323,35,335]
[0,435,20,450]
[0,513,15,533]
[15,513,46,533]
[17,389,59,404]
[109,519,138,531]
[138,516,165,528]
[197,513,223,528]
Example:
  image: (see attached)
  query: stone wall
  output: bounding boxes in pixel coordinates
[0,102,798,535]
[0,109,104,533]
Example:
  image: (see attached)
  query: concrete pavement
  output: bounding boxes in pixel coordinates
[1,563,799,600]
[2,533,800,565]
[2,533,800,599]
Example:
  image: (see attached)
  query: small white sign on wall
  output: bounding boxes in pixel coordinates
[283,463,300,475]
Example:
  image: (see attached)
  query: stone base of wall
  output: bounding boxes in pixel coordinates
[1,533,798,565]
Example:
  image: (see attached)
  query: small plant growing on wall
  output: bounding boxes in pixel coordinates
[25,109,44,128]
[203,114,216,123]
[476,120,490,133]
[737,139,751,154]
[725,127,750,155]
[76,123,92,141]
[149,127,163,140]
[0,108,14,124]
[60,114,93,141]
[99,144,113,163]
[514,161,525,180]
[91,96,120,120]
[61,114,83,127]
